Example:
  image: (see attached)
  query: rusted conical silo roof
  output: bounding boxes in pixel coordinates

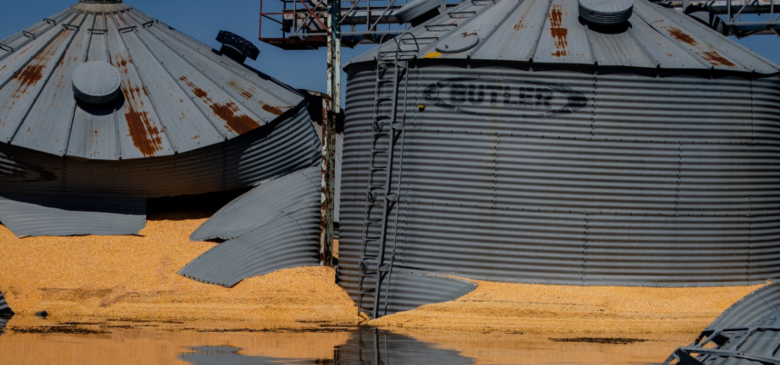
[0,0,302,160]
[348,0,780,74]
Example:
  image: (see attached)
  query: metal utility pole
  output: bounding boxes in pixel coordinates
[319,0,341,266]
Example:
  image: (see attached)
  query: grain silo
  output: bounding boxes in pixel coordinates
[338,0,780,317]
[0,0,320,236]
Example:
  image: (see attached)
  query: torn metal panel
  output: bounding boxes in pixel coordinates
[341,270,477,317]
[664,283,780,365]
[0,194,146,237]
[178,208,320,287]
[191,166,320,242]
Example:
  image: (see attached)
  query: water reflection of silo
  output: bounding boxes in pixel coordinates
[338,0,780,317]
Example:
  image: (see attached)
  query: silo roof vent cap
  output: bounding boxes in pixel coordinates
[216,31,260,64]
[396,0,445,26]
[579,0,634,26]
[72,61,122,105]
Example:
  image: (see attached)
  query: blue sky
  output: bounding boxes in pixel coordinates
[1,0,779,96]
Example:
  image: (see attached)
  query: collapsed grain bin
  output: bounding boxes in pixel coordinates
[339,0,780,317]
[0,0,321,236]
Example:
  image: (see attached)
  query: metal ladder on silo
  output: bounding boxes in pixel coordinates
[356,32,419,319]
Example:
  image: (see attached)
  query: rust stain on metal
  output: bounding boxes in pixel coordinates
[12,64,46,98]
[548,4,569,57]
[665,26,697,46]
[514,19,525,30]
[701,51,736,67]
[262,104,284,116]
[123,83,164,157]
[179,76,260,134]
[113,52,164,157]
[462,32,477,37]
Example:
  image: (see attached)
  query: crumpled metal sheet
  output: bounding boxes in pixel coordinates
[346,271,477,318]
[0,194,145,237]
[179,166,321,287]
[190,167,320,242]
[664,283,780,365]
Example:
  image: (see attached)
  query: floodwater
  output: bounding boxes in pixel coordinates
[0,315,692,365]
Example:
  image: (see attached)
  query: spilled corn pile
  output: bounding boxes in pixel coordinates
[0,202,358,326]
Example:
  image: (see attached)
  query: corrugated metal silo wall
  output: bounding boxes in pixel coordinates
[0,105,319,198]
[338,60,780,303]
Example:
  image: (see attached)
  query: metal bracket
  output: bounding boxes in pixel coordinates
[88,28,107,34]
[142,20,154,28]
[119,25,137,33]
[62,24,80,31]
[44,18,57,25]
[22,31,37,39]
[0,43,13,52]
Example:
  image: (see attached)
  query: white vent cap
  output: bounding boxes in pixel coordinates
[72,61,122,105]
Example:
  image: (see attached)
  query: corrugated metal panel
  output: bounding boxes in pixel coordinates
[345,271,477,317]
[334,327,474,364]
[0,2,306,160]
[180,208,320,287]
[0,105,319,199]
[664,283,780,365]
[191,166,320,241]
[348,0,780,75]
[338,60,780,302]
[0,194,145,237]
[180,166,320,287]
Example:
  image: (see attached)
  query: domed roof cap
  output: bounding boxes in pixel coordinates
[349,0,780,75]
[72,61,122,104]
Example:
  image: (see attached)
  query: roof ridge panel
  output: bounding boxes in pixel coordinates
[113,12,224,155]
[633,0,747,72]
[105,13,175,159]
[347,0,779,75]
[533,0,595,64]
[145,25,296,122]
[68,14,121,159]
[14,14,96,157]
[124,11,271,137]
[145,16,302,106]
[0,13,87,145]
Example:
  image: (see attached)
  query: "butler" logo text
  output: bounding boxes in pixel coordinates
[423,77,588,118]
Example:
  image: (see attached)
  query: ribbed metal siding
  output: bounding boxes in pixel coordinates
[0,195,145,237]
[0,106,319,199]
[179,167,321,287]
[339,62,780,295]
